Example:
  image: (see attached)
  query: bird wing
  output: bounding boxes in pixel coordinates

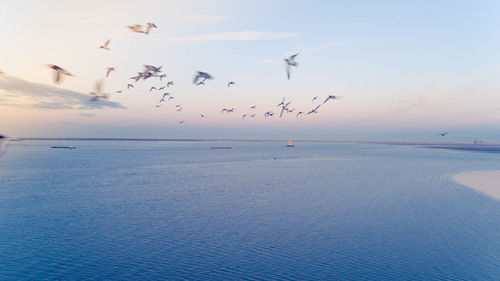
[193,74,201,84]
[286,65,291,80]
[53,70,61,84]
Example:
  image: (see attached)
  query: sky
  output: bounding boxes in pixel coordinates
[1,0,500,141]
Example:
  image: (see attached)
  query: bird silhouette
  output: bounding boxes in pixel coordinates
[100,39,111,50]
[47,64,74,84]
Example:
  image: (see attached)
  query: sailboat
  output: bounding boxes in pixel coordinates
[286,138,295,147]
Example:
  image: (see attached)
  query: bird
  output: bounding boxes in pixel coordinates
[264,111,275,118]
[128,24,146,34]
[323,95,339,104]
[150,86,157,92]
[296,111,304,117]
[438,132,449,137]
[250,105,256,109]
[144,65,162,73]
[168,97,175,101]
[250,114,257,118]
[307,104,321,115]
[155,104,161,108]
[127,84,134,89]
[158,86,166,91]
[280,101,292,118]
[47,64,74,84]
[176,107,183,112]
[167,81,174,87]
[200,113,206,118]
[161,92,170,99]
[115,90,123,94]
[312,96,319,102]
[284,53,299,80]
[106,67,115,78]
[159,74,167,81]
[100,39,111,50]
[89,80,109,101]
[227,81,235,88]
[196,80,205,86]
[130,74,142,82]
[277,97,286,107]
[145,23,158,35]
[178,120,185,124]
[193,71,213,85]
[175,104,182,108]
[242,114,247,120]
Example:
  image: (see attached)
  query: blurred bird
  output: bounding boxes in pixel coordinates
[242,114,247,120]
[175,104,182,108]
[47,64,74,84]
[128,24,146,34]
[150,86,157,92]
[296,111,304,117]
[193,71,213,84]
[178,121,185,124]
[284,53,299,80]
[167,81,174,87]
[146,23,158,35]
[438,132,449,137]
[115,90,123,93]
[227,81,235,87]
[159,74,167,81]
[100,39,111,50]
[127,84,134,89]
[144,65,162,73]
[250,114,257,118]
[168,97,175,101]
[106,67,115,78]
[307,104,321,115]
[323,95,339,104]
[176,107,183,112]
[89,80,109,101]
[250,105,256,109]
[312,96,318,102]
[200,113,206,118]
[277,96,286,107]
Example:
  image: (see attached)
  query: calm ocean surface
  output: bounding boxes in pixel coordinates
[0,140,499,280]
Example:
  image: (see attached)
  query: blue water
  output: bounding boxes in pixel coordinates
[0,140,499,280]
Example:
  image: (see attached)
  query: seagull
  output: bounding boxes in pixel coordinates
[193,71,213,85]
[100,39,111,50]
[307,104,321,115]
[227,81,235,88]
[161,92,170,99]
[438,132,449,137]
[200,113,206,118]
[178,120,185,124]
[284,52,299,80]
[89,80,109,101]
[323,95,339,104]
[130,74,142,82]
[176,107,183,112]
[264,111,275,118]
[145,23,158,35]
[128,24,146,34]
[242,114,247,120]
[280,101,292,118]
[106,67,115,78]
[250,114,256,118]
[196,80,205,86]
[277,97,286,107]
[127,84,134,89]
[158,86,166,91]
[296,111,304,117]
[175,104,182,108]
[47,64,74,84]
[159,74,167,81]
[312,96,318,102]
[168,97,175,101]
[144,65,162,73]
[115,90,123,94]
[166,81,174,87]
[155,104,161,108]
[150,86,157,92]
[250,105,256,109]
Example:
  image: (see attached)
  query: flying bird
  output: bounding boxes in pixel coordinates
[227,81,235,88]
[127,84,134,89]
[250,114,257,118]
[284,53,299,80]
[296,111,304,117]
[47,64,74,84]
[159,74,167,81]
[106,67,115,78]
[193,71,213,85]
[144,65,162,73]
[323,95,339,104]
[89,79,109,101]
[312,96,319,102]
[145,23,158,35]
[200,113,206,118]
[115,90,123,94]
[168,97,175,101]
[178,120,185,124]
[128,24,146,34]
[307,104,321,115]
[250,105,256,109]
[438,132,449,137]
[277,96,286,107]
[175,104,182,108]
[166,81,174,87]
[100,39,111,50]
[176,107,183,112]
[150,86,157,92]
[242,114,247,120]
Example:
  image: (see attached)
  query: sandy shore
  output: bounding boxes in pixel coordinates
[453,171,500,201]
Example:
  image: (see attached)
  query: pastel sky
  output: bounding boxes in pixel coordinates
[1,0,500,141]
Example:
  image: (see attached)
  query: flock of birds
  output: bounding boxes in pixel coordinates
[0,22,451,136]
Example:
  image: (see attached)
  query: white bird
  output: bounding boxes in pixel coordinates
[242,114,247,120]
[167,81,174,87]
[127,84,134,89]
[47,64,74,84]
[146,23,158,35]
[438,131,449,137]
[106,67,115,78]
[89,80,109,101]
[296,111,304,117]
[307,104,321,115]
[178,120,185,124]
[128,24,146,34]
[193,71,213,85]
[100,39,111,50]
[227,81,235,88]
[284,53,299,80]
[250,105,256,109]
[312,96,318,102]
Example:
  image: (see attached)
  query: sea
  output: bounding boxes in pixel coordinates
[0,140,499,280]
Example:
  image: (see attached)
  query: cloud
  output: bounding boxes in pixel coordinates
[302,42,341,53]
[0,76,125,110]
[79,113,97,117]
[161,31,299,42]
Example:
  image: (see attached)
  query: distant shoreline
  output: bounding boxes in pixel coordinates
[453,171,500,201]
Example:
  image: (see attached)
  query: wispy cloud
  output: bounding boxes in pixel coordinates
[162,31,299,42]
[302,42,341,53]
[0,76,125,110]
